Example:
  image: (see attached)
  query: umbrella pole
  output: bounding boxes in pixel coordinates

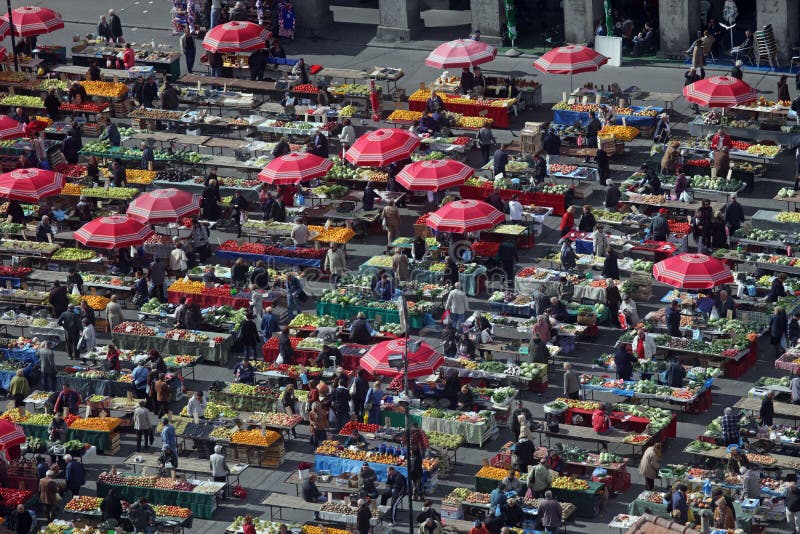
[404,334,413,534]
[6,0,17,72]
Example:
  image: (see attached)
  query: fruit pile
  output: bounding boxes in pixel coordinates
[0,95,43,108]
[668,220,691,234]
[339,421,380,435]
[152,505,192,518]
[61,183,83,195]
[230,429,281,447]
[684,158,710,167]
[112,322,156,336]
[597,125,639,141]
[548,163,578,174]
[218,240,326,259]
[387,109,422,122]
[50,247,96,261]
[79,81,128,98]
[551,476,589,490]
[209,426,236,440]
[292,84,319,94]
[308,225,355,244]
[81,295,110,310]
[475,466,509,480]
[68,417,121,432]
[731,140,751,151]
[168,279,204,294]
[65,496,103,512]
[0,488,33,507]
[746,144,780,158]
[59,102,108,113]
[125,169,157,185]
[465,492,490,504]
[53,163,87,177]
[264,336,301,350]
[263,412,302,427]
[164,329,209,341]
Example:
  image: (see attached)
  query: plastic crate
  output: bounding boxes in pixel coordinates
[529,380,549,393]
[441,505,463,520]
[490,453,512,469]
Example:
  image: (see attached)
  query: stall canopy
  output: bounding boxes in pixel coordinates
[344,128,420,167]
[533,45,608,90]
[202,21,269,53]
[1,6,63,37]
[682,75,758,108]
[0,419,25,450]
[258,152,333,185]
[0,168,64,202]
[360,338,443,379]
[653,253,734,289]
[425,39,497,69]
[0,116,24,140]
[396,159,473,192]
[127,188,201,224]
[75,215,155,250]
[426,199,505,233]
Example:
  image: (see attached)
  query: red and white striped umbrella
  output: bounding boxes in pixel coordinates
[75,215,154,250]
[1,6,63,37]
[425,39,497,68]
[0,419,25,450]
[0,21,8,40]
[682,76,758,108]
[396,159,473,192]
[653,253,733,289]
[344,128,420,167]
[534,45,608,74]
[126,188,201,224]
[258,152,333,185]
[0,47,7,62]
[0,168,63,202]
[360,338,443,379]
[426,199,505,233]
[0,116,25,140]
[202,21,269,53]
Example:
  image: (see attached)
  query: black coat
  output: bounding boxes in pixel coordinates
[614,347,635,381]
[768,277,786,302]
[238,319,260,347]
[760,397,774,426]
[770,311,789,343]
[723,200,745,231]
[109,14,123,38]
[602,254,620,280]
[578,212,596,232]
[665,307,681,337]
[357,505,372,534]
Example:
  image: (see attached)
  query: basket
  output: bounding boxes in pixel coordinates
[577,312,597,326]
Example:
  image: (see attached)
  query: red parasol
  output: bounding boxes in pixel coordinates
[533,45,609,74]
[202,21,269,53]
[0,46,7,62]
[74,215,154,250]
[0,168,63,202]
[360,338,443,379]
[344,128,420,167]
[425,39,497,68]
[426,199,505,233]
[0,116,26,140]
[126,188,201,224]
[0,419,25,450]
[1,6,63,37]
[682,76,758,108]
[396,159,473,192]
[0,21,8,40]
[653,253,734,289]
[257,152,333,185]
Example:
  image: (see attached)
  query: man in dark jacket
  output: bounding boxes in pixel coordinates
[602,248,620,280]
[108,9,123,42]
[665,300,682,337]
[760,390,775,426]
[768,273,787,302]
[10,505,32,534]
[302,475,326,502]
[498,239,519,286]
[350,312,372,344]
[665,358,686,387]
[356,499,372,534]
[649,208,670,241]
[381,466,407,523]
[604,180,621,210]
[351,371,369,420]
[714,290,736,319]
[492,143,509,177]
[585,111,602,159]
[141,77,158,108]
[58,305,81,360]
[49,280,69,317]
[614,346,635,381]
[248,48,268,81]
[161,82,179,110]
[694,199,714,253]
[543,129,561,164]
[785,482,800,530]
[723,194,745,233]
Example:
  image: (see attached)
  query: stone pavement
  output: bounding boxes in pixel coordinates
[16,2,800,532]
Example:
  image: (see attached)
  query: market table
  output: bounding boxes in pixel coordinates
[637,92,680,115]
[283,470,386,498]
[315,302,424,329]
[96,479,222,520]
[123,452,249,487]
[564,407,677,440]
[0,347,37,364]
[19,423,118,453]
[553,106,662,128]
[408,94,513,128]
[409,266,486,297]
[683,442,800,470]
[550,480,606,518]
[538,423,651,456]
[458,184,573,216]
[315,454,408,482]
[215,249,322,269]
[628,491,752,530]
[58,373,181,398]
[687,117,800,146]
[735,396,800,423]
[166,288,284,311]
[111,330,234,364]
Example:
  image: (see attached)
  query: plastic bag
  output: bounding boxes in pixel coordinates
[71,285,81,296]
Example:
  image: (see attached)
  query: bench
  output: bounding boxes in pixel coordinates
[261,493,324,521]
[539,423,649,456]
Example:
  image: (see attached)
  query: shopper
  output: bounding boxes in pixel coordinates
[638,443,661,490]
[133,401,153,452]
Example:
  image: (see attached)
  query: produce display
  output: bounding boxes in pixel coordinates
[50,247,96,261]
[552,102,658,117]
[551,476,590,490]
[598,125,639,141]
[230,429,282,447]
[218,240,326,259]
[0,240,58,254]
[113,322,156,336]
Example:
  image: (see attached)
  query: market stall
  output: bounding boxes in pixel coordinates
[111,322,234,364]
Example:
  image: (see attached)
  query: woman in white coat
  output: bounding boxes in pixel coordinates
[631,328,656,360]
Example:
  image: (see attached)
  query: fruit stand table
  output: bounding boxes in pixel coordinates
[215,248,323,269]
[628,490,752,530]
[552,106,662,128]
[410,265,486,297]
[458,184,573,216]
[408,93,513,128]
[532,447,631,493]
[112,329,234,364]
[166,288,284,311]
[550,480,606,518]
[564,407,677,440]
[96,478,223,520]
[209,386,277,413]
[414,409,496,447]
[57,372,181,398]
[480,224,535,250]
[682,441,800,470]
[687,116,800,146]
[734,395,800,424]
[315,301,424,329]
[0,346,37,364]
[18,422,118,453]
[153,177,263,204]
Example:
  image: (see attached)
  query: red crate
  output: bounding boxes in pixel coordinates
[491,453,512,469]
[529,380,549,392]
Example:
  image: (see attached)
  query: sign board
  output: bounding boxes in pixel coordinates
[595,36,623,67]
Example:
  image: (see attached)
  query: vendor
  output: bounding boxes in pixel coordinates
[202,266,225,288]
[649,208,669,242]
[529,334,550,364]
[417,111,440,135]
[632,329,656,360]
[425,90,444,114]
[713,146,730,177]
[591,404,613,435]
[513,436,534,475]
[344,428,368,448]
[374,273,395,301]
[614,345,635,381]
[638,164,662,195]
[186,391,207,419]
[48,413,68,442]
[234,358,255,385]
[768,273,787,302]
[710,128,733,150]
[663,357,686,387]
[501,469,522,494]
[660,141,680,175]
[727,445,750,473]
[317,344,342,368]
[721,407,743,447]
[459,67,474,94]
[457,384,474,411]
[53,384,81,415]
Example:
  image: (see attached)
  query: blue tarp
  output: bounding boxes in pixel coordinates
[552,106,662,128]
[215,249,322,269]
[1,347,38,364]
